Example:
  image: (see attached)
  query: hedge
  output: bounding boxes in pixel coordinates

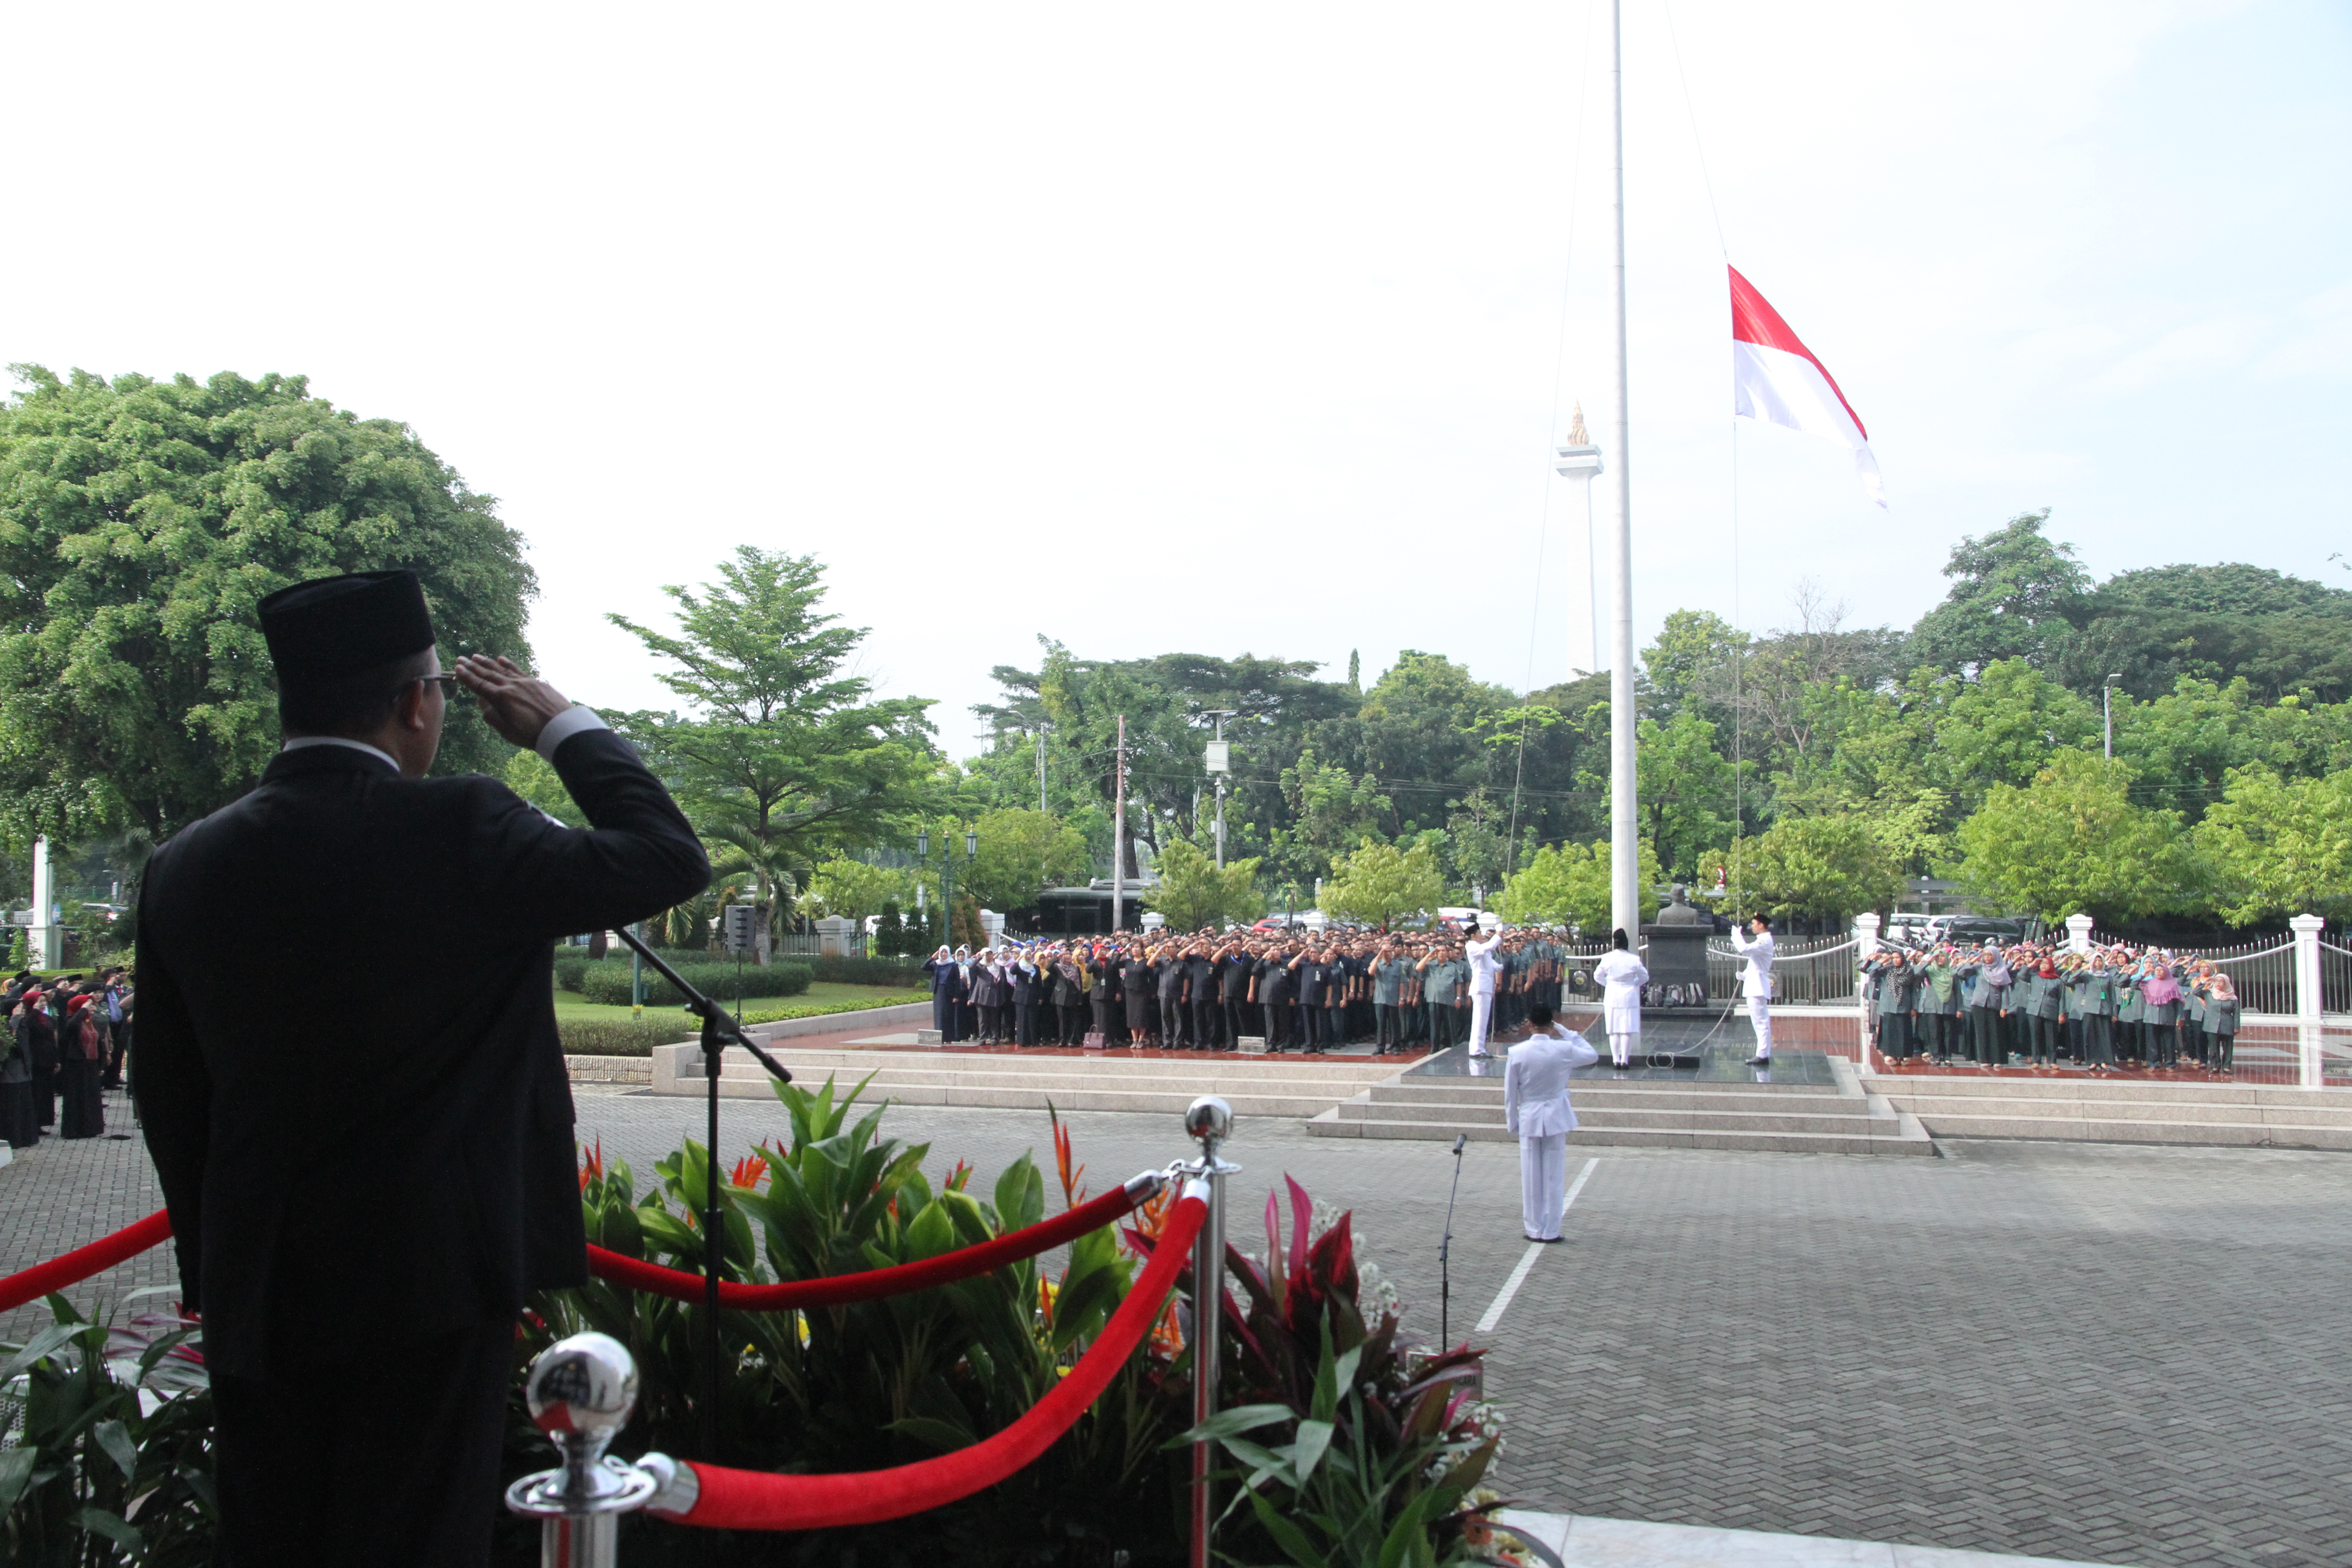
[572,957,812,1008]
[557,990,928,1056]
[805,954,928,989]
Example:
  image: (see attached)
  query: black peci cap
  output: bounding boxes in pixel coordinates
[258,571,436,682]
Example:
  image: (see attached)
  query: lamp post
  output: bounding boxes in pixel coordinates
[917,826,978,948]
[2103,673,2123,760]
[1201,710,1236,870]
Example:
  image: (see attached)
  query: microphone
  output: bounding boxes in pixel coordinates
[1451,1133,1467,1155]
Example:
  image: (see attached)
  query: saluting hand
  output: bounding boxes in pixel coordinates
[454,655,577,750]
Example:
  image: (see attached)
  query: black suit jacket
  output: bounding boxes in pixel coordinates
[134,728,709,1377]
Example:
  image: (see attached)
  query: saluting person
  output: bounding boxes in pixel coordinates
[1465,924,1504,1058]
[135,572,708,1566]
[1504,1003,1599,1241]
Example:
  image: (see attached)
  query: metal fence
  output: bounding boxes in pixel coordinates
[2089,928,2304,1018]
[771,933,867,959]
[2323,942,2352,1017]
[1708,934,1860,1005]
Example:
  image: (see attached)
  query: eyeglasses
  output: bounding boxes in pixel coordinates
[421,675,472,705]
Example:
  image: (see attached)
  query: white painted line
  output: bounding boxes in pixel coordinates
[1475,1157,1599,1333]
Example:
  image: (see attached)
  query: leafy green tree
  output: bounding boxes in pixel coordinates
[1909,509,2091,673]
[0,367,534,841]
[2112,678,2352,822]
[1275,744,1392,884]
[1953,751,2187,922]
[805,858,908,924]
[1145,839,1264,931]
[504,750,586,828]
[1321,838,1447,929]
[958,808,1090,913]
[1727,815,1904,922]
[610,547,934,931]
[2068,563,2352,703]
[1497,838,1660,934]
[1641,608,1747,724]
[1630,709,1740,877]
[2193,767,2352,923]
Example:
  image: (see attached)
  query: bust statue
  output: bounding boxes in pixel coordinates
[1654,885,1702,925]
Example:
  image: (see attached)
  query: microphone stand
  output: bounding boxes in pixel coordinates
[1439,1132,1467,1348]
[611,924,793,1463]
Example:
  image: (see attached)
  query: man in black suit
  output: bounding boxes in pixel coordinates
[134,571,708,1568]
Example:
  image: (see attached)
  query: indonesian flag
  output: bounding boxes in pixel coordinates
[1730,265,1886,507]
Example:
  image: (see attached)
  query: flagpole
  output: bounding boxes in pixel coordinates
[1603,0,1638,942]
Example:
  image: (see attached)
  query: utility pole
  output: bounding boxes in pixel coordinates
[1203,710,1235,870]
[1111,715,1129,933]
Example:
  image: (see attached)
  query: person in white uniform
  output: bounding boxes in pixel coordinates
[1504,1002,1599,1240]
[1730,913,1776,1065]
[1465,923,1504,1058]
[1591,927,1649,1068]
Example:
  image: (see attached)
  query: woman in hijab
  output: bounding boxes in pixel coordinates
[27,984,59,1130]
[1918,946,1962,1064]
[2205,973,2240,1075]
[1,989,40,1148]
[59,991,106,1138]
[2140,956,2183,1069]
[925,945,964,1040]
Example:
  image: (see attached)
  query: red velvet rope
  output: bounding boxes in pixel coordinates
[661,1190,1206,1531]
[585,1180,1150,1310]
[0,1209,175,1314]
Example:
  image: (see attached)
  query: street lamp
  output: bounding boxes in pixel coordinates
[1201,710,1236,869]
[916,826,978,947]
[2103,673,2123,760]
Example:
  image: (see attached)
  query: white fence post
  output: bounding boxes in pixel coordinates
[2065,912,2094,956]
[2291,913,2325,1090]
[1852,913,1880,1074]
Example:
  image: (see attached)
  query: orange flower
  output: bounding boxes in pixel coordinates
[945,1158,973,1192]
[730,1151,771,1190]
[1148,1298,1184,1359]
[577,1138,605,1193]
[1049,1105,1087,1211]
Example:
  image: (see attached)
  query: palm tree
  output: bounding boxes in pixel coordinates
[706,815,804,966]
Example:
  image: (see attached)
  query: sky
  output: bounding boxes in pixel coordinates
[5,0,2347,758]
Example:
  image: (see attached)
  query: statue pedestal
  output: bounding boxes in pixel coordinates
[1640,922,1711,997]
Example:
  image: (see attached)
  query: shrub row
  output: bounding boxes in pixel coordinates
[804,953,927,989]
[557,991,930,1057]
[570,957,812,1008]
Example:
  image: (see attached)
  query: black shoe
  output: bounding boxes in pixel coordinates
[1745,1057,1769,1067]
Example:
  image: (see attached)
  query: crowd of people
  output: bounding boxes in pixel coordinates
[1862,941,2242,1073]
[921,926,1573,1053]
[0,966,133,1147]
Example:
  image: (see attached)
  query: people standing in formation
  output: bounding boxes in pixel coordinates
[1589,928,1649,1069]
[1862,941,2243,1074]
[0,967,130,1147]
[908,926,1572,1053]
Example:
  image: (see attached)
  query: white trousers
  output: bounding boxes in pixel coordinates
[1469,990,1495,1053]
[1609,1031,1635,1065]
[1749,995,1773,1058]
[1520,1132,1568,1240]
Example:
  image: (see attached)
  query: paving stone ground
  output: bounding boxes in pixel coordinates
[7,1080,2351,1568]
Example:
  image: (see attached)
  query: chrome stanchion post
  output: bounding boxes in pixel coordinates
[507,1333,658,1568]
[1184,1095,1237,1568]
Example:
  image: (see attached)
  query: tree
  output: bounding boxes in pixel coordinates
[1953,751,2187,923]
[806,858,908,924]
[1321,838,1447,929]
[1496,839,1661,934]
[2193,767,2352,924]
[1727,815,1904,923]
[0,367,534,842]
[1146,840,1264,931]
[957,808,1090,913]
[1908,509,2091,674]
[610,547,934,935]
[502,751,586,828]
[1630,709,1739,877]
[1275,744,1392,884]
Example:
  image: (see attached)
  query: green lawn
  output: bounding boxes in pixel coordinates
[554,980,928,1023]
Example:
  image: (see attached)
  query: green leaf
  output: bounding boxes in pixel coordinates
[1247,1485,1331,1568]
[0,1446,38,1511]
[1372,1485,1441,1568]
[2,1322,83,1383]
[1289,1417,1336,1485]
[1168,1402,1295,1447]
[884,1416,979,1454]
[94,1418,137,1483]
[74,1505,144,1552]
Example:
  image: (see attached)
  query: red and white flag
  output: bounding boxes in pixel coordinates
[1730,265,1885,507]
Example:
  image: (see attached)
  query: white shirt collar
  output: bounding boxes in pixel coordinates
[280,735,400,773]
